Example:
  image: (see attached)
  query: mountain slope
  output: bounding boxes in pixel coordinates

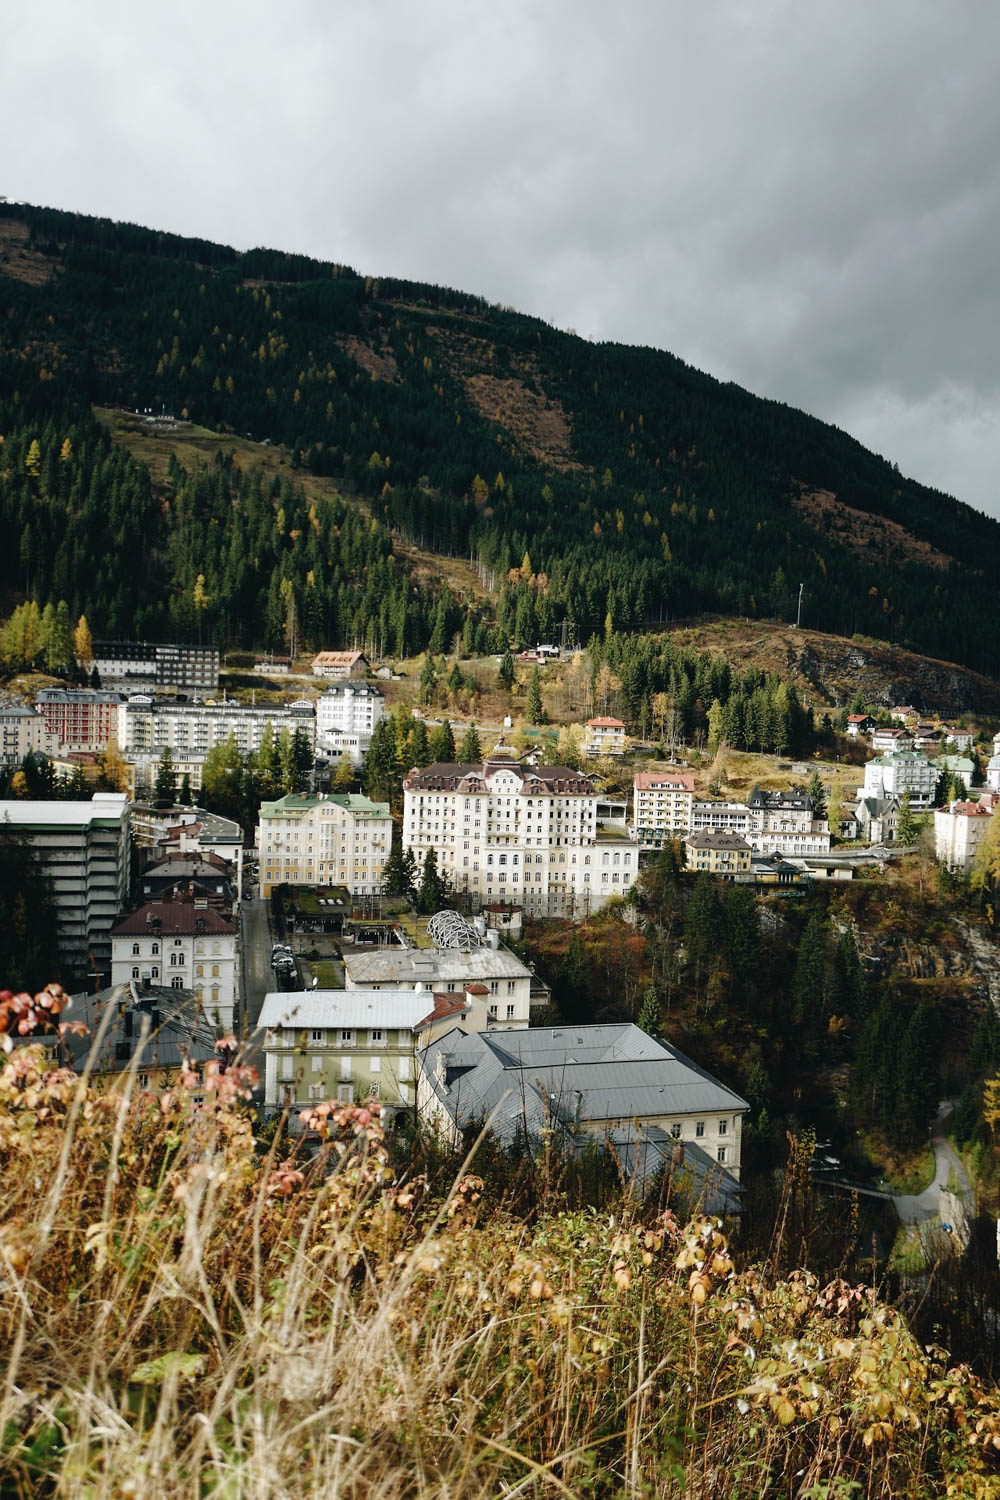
[0,200,997,676]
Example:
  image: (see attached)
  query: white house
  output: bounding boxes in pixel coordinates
[110,897,238,1028]
[934,797,997,872]
[862,751,937,808]
[343,929,532,1030]
[633,772,696,847]
[418,1023,749,1184]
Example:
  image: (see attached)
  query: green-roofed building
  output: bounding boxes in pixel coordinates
[258,791,392,896]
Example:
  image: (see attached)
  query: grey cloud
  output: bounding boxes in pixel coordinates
[3,0,1000,515]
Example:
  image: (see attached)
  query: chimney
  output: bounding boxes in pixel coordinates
[124,1009,134,1037]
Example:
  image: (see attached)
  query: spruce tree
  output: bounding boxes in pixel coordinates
[806,769,826,818]
[459,722,482,762]
[526,665,544,724]
[429,718,456,762]
[897,787,917,847]
[154,747,177,805]
[498,649,515,693]
[417,848,447,914]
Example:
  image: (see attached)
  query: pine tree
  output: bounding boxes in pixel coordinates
[459,722,482,762]
[362,719,398,805]
[429,718,456,762]
[637,983,662,1036]
[154,747,177,805]
[897,787,917,847]
[383,836,416,899]
[179,773,193,805]
[498,649,515,693]
[792,914,829,1026]
[806,769,826,818]
[416,848,447,914]
[526,665,544,724]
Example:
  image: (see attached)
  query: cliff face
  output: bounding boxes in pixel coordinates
[670,619,1000,716]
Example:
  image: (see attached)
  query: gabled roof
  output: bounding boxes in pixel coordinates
[420,1024,748,1143]
[111,900,236,937]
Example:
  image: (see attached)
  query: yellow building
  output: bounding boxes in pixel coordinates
[258,791,392,896]
[683,829,751,879]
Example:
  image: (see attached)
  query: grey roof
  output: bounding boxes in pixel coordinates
[746,784,811,811]
[420,1024,747,1142]
[65,981,220,1074]
[607,1126,744,1213]
[259,989,432,1032]
[344,944,531,986]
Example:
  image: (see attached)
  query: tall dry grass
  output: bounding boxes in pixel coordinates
[3,985,1000,1497]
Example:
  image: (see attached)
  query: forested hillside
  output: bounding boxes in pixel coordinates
[1,201,998,672]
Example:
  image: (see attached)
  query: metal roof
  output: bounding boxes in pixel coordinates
[259,989,432,1031]
[345,945,531,985]
[421,1024,748,1141]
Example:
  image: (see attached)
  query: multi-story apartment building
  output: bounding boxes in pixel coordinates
[258,790,392,896]
[90,641,220,695]
[745,786,831,856]
[0,792,131,981]
[934,795,998,872]
[35,688,123,752]
[402,743,640,917]
[584,717,627,757]
[632,772,696,847]
[690,800,751,835]
[315,680,385,765]
[259,984,495,1118]
[0,703,55,764]
[343,939,533,1029]
[110,897,238,1027]
[121,696,316,793]
[684,830,752,877]
[870,726,913,754]
[862,750,938,808]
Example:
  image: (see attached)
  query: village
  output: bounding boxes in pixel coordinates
[2,631,999,1222]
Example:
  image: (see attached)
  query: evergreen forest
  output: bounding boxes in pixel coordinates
[1,201,998,672]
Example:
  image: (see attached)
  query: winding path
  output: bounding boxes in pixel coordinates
[893,1101,972,1227]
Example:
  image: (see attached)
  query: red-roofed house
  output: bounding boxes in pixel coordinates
[584,717,627,758]
[633,771,696,846]
[846,714,874,737]
[110,897,238,1027]
[934,798,996,872]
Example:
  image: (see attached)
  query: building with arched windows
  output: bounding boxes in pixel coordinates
[402,743,639,918]
[110,897,238,1028]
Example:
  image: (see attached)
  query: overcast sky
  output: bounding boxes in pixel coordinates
[5,1,1000,517]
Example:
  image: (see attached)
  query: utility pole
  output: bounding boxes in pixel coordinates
[794,583,804,629]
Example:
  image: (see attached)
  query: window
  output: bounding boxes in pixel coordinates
[670,1123,681,1140]
[370,1055,381,1073]
[131,966,140,979]
[506,1004,515,1019]
[138,1073,149,1090]
[367,1081,381,1098]
[132,942,140,955]
[718,1119,728,1136]
[488,1005,498,1018]
[340,1029,354,1047]
[717,1146,727,1163]
[311,1056,323,1073]
[369,1028,383,1044]
[151,942,159,955]
[311,1029,324,1044]
[171,976,184,989]
[695,1121,705,1138]
[337,1083,353,1103]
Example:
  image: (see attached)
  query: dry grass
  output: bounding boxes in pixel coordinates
[4,991,1000,1497]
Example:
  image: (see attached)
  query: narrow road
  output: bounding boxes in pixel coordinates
[894,1101,972,1227]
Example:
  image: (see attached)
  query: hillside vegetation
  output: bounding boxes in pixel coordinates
[5,994,1000,1499]
[1,201,999,680]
